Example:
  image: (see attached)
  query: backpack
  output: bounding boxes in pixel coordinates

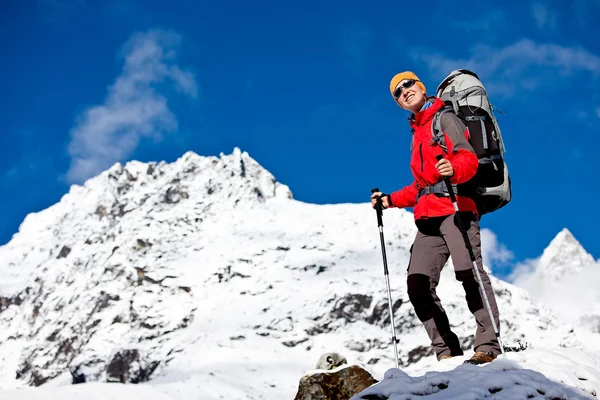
[432,69,511,216]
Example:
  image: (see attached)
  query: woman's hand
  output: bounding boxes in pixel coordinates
[436,158,454,177]
[371,191,390,209]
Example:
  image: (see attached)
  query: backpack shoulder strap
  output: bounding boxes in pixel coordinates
[430,107,453,154]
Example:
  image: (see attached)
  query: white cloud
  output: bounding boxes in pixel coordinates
[480,228,514,271]
[531,2,557,29]
[410,39,600,98]
[65,29,198,184]
[507,257,540,285]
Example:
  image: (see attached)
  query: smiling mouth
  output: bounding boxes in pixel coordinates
[406,93,415,102]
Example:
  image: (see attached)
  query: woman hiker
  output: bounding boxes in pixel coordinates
[370,71,502,365]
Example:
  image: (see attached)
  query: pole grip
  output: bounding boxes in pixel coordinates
[371,188,384,227]
[435,155,457,203]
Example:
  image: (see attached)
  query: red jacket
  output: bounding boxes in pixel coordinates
[389,97,479,220]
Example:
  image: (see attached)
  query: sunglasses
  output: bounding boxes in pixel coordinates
[393,79,419,98]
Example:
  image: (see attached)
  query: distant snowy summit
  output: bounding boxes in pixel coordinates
[536,228,596,281]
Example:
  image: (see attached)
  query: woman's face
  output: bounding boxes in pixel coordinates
[394,79,426,112]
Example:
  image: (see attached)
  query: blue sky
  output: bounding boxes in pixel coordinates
[1,0,599,278]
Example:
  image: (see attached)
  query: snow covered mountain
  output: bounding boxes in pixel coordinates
[0,148,598,399]
[511,227,600,337]
[536,228,595,281]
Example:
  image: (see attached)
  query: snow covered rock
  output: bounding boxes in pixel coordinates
[295,364,377,400]
[314,352,348,370]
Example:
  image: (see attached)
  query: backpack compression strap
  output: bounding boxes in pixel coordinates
[465,115,488,150]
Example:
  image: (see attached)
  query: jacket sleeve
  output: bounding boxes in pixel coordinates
[440,112,478,184]
[389,181,419,208]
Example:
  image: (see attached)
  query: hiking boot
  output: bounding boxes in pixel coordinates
[439,355,454,361]
[464,351,497,365]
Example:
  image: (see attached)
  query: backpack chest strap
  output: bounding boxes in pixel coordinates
[416,181,476,202]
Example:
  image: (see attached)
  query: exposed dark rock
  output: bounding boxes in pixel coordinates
[117,183,132,195]
[94,292,120,314]
[95,206,108,218]
[165,186,189,204]
[294,364,377,400]
[282,338,308,347]
[330,294,373,323]
[70,368,86,384]
[504,340,529,353]
[407,345,434,364]
[136,239,153,248]
[240,158,246,177]
[111,202,129,218]
[1,293,24,313]
[57,246,71,259]
[46,329,60,342]
[106,350,159,384]
[367,298,403,326]
[213,266,250,283]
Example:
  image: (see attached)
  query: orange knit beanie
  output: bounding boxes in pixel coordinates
[389,71,427,97]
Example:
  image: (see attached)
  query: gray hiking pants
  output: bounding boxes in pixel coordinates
[407,212,501,359]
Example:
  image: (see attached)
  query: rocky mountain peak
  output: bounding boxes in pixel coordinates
[537,228,595,281]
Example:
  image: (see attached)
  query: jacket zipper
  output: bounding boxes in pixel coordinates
[419,143,424,172]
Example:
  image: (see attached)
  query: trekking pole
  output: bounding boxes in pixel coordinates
[434,156,506,359]
[371,188,400,369]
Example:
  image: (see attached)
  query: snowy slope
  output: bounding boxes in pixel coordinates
[352,349,599,400]
[0,148,598,399]
[1,349,598,400]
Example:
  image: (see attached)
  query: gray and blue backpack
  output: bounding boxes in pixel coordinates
[432,69,512,216]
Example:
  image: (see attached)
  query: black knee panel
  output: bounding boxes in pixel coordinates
[407,274,431,301]
[455,270,484,313]
[455,270,475,283]
[407,274,434,321]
